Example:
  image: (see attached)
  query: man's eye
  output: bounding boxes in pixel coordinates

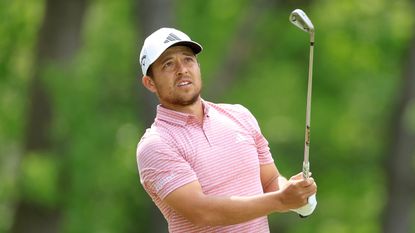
[163,61,173,68]
[184,57,195,62]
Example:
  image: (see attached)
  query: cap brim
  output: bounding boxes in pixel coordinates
[170,41,202,55]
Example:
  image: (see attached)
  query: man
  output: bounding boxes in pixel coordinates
[136,27,317,233]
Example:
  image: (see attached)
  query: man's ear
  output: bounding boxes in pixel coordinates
[142,75,157,93]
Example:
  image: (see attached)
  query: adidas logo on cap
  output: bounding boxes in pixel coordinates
[164,33,181,43]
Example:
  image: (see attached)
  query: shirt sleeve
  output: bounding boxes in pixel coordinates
[235,105,274,165]
[137,131,198,200]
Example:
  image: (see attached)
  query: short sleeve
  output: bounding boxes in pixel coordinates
[137,131,198,200]
[235,105,274,165]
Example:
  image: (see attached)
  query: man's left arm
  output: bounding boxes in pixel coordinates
[260,163,288,193]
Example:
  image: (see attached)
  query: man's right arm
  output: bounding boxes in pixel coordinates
[163,174,316,227]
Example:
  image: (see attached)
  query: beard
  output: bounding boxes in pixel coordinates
[157,82,202,107]
[170,91,200,106]
[169,85,201,106]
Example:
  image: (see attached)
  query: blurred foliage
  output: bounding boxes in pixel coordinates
[0,0,414,232]
[19,152,60,207]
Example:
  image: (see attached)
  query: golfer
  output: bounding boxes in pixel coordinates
[136,27,317,233]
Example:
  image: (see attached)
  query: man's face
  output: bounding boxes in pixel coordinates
[147,45,202,108]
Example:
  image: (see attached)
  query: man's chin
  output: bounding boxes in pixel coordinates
[173,94,200,107]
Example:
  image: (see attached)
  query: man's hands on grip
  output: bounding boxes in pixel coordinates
[276,172,317,211]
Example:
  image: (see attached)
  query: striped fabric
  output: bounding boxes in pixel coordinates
[137,100,274,233]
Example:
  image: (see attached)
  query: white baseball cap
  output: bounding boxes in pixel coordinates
[139,27,203,75]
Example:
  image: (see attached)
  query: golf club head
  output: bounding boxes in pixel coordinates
[290,9,314,33]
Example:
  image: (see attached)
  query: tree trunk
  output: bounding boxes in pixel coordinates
[135,1,174,231]
[382,28,415,233]
[136,0,175,128]
[11,0,87,232]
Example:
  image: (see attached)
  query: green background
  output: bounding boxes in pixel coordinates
[1,0,414,232]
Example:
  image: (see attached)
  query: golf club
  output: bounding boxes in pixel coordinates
[289,9,314,180]
[289,9,317,218]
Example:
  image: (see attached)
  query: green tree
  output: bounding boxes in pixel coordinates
[11,0,87,232]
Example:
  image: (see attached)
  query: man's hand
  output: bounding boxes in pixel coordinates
[277,172,317,211]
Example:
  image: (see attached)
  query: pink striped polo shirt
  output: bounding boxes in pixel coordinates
[137,100,274,233]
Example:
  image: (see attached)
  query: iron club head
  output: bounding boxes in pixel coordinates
[290,9,314,33]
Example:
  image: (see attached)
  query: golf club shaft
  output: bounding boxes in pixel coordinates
[303,32,314,179]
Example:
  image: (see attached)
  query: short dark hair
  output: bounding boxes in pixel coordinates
[146,65,154,79]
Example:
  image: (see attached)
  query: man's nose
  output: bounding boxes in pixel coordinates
[176,60,188,75]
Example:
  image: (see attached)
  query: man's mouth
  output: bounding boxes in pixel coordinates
[177,81,192,87]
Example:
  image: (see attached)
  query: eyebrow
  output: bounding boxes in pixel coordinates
[159,56,173,65]
[182,51,195,57]
[159,51,195,64]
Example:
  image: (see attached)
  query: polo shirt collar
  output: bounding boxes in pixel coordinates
[156,99,210,126]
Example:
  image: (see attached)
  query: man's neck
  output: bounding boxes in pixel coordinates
[160,97,204,122]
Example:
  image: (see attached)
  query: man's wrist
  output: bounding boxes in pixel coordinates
[271,190,290,213]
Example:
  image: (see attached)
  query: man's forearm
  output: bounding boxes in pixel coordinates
[164,175,315,227]
[263,175,288,193]
[192,191,285,227]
